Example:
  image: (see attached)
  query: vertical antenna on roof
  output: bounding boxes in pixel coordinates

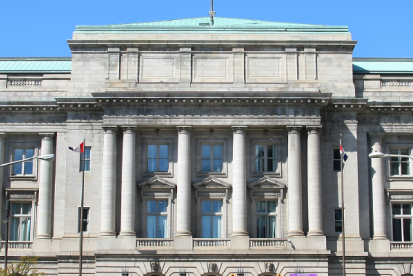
[209,0,215,26]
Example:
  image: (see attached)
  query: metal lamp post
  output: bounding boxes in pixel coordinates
[0,154,55,270]
[369,152,413,160]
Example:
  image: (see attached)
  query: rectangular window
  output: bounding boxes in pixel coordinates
[390,149,411,176]
[10,203,32,241]
[13,148,35,175]
[80,147,91,172]
[255,145,277,172]
[78,207,90,233]
[201,200,222,238]
[392,203,412,241]
[256,200,277,238]
[201,145,223,172]
[335,209,343,233]
[148,145,169,172]
[333,148,341,171]
[147,200,168,238]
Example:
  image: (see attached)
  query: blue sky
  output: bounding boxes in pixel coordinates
[1,0,412,58]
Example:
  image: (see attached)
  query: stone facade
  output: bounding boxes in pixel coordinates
[0,17,413,276]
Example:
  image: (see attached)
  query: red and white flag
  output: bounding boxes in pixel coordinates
[69,142,84,153]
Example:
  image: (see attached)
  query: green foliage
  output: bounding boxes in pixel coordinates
[0,256,45,276]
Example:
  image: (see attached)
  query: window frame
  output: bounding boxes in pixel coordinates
[385,144,413,180]
[333,148,341,172]
[255,200,278,238]
[142,139,174,177]
[251,138,282,177]
[334,208,343,233]
[201,199,223,238]
[391,203,413,242]
[9,142,39,180]
[79,147,91,172]
[196,139,227,177]
[10,202,34,242]
[144,198,171,238]
[78,207,90,234]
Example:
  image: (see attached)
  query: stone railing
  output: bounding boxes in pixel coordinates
[136,238,173,248]
[7,80,41,87]
[249,238,287,248]
[193,238,230,248]
[1,241,33,250]
[390,242,413,251]
[382,80,413,87]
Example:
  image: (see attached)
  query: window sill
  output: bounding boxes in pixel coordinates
[252,172,281,178]
[143,171,173,178]
[9,175,37,181]
[197,172,227,178]
[388,176,413,181]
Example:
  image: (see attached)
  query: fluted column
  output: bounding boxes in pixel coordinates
[232,126,248,236]
[100,127,117,236]
[37,133,54,239]
[370,133,387,239]
[176,126,192,236]
[120,127,137,236]
[287,126,304,236]
[307,126,324,236]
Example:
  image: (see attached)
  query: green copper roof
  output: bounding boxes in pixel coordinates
[0,58,71,73]
[75,17,349,34]
[353,58,413,74]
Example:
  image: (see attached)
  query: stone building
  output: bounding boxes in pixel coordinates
[0,16,413,276]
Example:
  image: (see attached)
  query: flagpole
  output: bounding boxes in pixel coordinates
[79,138,85,276]
[340,134,346,276]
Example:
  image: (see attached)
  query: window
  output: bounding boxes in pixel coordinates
[390,149,411,176]
[147,200,168,238]
[255,145,277,172]
[80,147,91,172]
[256,200,277,238]
[201,200,222,238]
[10,203,32,241]
[148,145,169,172]
[392,203,412,241]
[78,207,90,233]
[335,208,343,233]
[201,145,223,172]
[333,148,341,171]
[13,148,35,176]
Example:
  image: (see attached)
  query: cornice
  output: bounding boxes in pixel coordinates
[55,97,103,112]
[0,101,62,114]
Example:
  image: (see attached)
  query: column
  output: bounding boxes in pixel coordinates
[100,127,117,236]
[287,126,304,236]
[370,133,387,239]
[231,126,248,236]
[0,133,5,240]
[176,126,192,236]
[120,127,137,236]
[37,133,54,239]
[307,126,323,236]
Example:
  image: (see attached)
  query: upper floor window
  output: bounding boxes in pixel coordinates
[147,200,168,238]
[335,208,343,233]
[255,145,277,172]
[201,200,222,238]
[80,147,91,172]
[333,148,341,171]
[13,148,34,176]
[256,200,277,238]
[148,145,169,172]
[10,203,32,241]
[201,145,223,173]
[390,149,411,176]
[78,207,90,233]
[392,203,412,241]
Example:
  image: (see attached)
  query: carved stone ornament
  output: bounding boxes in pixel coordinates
[208,263,218,273]
[193,176,231,190]
[248,176,286,201]
[265,262,275,272]
[138,176,176,189]
[150,262,160,272]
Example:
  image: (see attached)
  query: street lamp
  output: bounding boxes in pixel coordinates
[369,152,413,160]
[1,154,55,270]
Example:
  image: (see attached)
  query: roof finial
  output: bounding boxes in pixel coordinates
[209,0,215,26]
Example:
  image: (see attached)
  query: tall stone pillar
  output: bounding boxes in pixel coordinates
[176,126,192,236]
[120,127,137,236]
[287,126,304,236]
[0,133,5,240]
[37,133,54,239]
[370,133,387,239]
[307,126,324,236]
[231,126,248,236]
[100,127,117,236]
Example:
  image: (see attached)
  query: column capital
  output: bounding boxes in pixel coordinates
[0,133,6,140]
[177,126,192,134]
[286,126,302,134]
[306,126,322,134]
[102,126,118,134]
[121,126,137,133]
[231,126,247,134]
[39,133,55,140]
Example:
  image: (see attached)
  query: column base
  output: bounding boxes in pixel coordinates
[119,231,136,237]
[230,235,249,250]
[115,235,136,250]
[231,230,248,237]
[307,230,324,236]
[287,230,304,237]
[373,234,388,240]
[36,234,52,239]
[174,235,192,250]
[32,238,52,252]
[175,230,192,237]
[99,231,116,236]
[369,238,390,253]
